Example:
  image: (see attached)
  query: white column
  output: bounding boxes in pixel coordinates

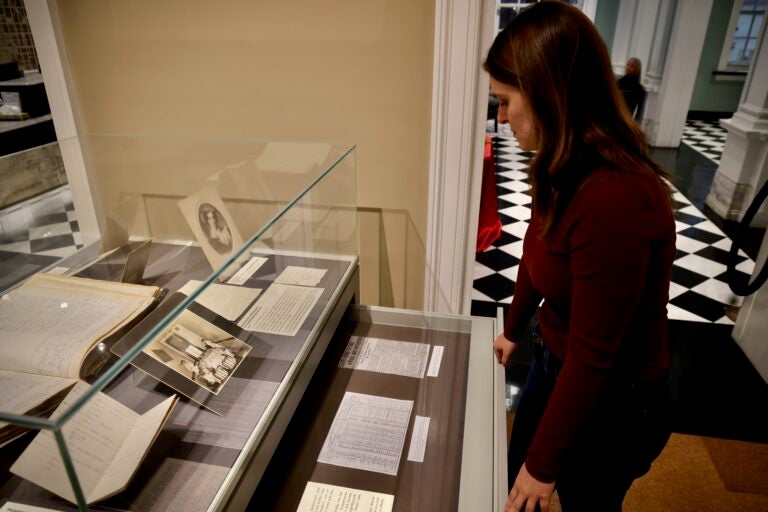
[643,0,712,147]
[611,0,639,75]
[705,14,768,226]
[24,0,101,245]
[643,0,714,147]
[425,0,496,315]
[643,0,676,93]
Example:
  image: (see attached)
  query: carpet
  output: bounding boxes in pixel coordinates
[702,436,768,496]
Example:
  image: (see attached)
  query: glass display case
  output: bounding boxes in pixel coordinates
[0,136,361,511]
[0,135,505,512]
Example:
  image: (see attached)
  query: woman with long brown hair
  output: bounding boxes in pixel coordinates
[486,2,676,511]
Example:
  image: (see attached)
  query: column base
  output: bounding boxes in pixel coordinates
[705,172,753,221]
[704,109,768,226]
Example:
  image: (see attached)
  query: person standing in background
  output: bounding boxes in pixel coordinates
[618,57,647,122]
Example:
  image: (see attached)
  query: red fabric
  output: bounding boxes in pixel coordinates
[503,168,676,482]
[476,136,502,252]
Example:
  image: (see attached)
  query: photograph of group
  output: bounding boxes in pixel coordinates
[144,310,251,395]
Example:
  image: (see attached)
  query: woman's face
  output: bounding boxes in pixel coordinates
[490,77,537,151]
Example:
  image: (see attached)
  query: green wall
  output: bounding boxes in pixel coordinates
[594,0,620,52]
[689,0,744,113]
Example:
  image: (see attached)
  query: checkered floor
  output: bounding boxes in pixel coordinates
[681,120,727,164]
[472,136,756,325]
[0,185,82,258]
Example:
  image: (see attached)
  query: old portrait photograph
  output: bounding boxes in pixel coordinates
[143,310,251,395]
[178,187,244,277]
[197,202,233,254]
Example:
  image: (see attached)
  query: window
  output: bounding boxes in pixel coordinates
[721,0,767,70]
[496,1,536,33]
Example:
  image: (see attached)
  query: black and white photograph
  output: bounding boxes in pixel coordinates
[178,187,245,277]
[197,202,233,254]
[143,310,251,395]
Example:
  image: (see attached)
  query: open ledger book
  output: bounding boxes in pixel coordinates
[0,274,162,443]
[11,381,177,505]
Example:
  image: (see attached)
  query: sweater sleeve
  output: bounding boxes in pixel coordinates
[504,254,543,343]
[524,176,658,482]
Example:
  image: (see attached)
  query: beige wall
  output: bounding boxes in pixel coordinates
[56,0,435,308]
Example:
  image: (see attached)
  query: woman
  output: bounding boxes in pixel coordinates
[485,3,675,511]
[618,57,647,121]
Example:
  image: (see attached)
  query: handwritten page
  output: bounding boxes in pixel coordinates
[0,371,76,429]
[0,274,157,378]
[274,266,327,287]
[318,392,412,476]
[339,336,430,379]
[10,381,176,504]
[238,284,322,336]
[297,482,394,512]
[179,280,261,321]
[133,458,229,512]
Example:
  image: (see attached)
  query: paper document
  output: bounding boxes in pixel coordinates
[0,371,76,429]
[0,274,159,378]
[296,482,394,512]
[318,392,413,476]
[339,336,430,379]
[179,280,261,321]
[238,283,322,336]
[11,381,177,505]
[274,266,327,287]
[226,256,267,285]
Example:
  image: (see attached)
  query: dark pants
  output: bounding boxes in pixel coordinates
[508,339,674,511]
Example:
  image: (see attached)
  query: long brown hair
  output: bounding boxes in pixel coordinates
[483,1,673,234]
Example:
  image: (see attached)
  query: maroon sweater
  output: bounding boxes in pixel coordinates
[503,167,676,482]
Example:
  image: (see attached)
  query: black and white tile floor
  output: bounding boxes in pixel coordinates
[681,119,727,164]
[0,185,82,258]
[472,136,755,325]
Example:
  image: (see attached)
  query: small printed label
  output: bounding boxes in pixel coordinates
[226,256,267,285]
[427,346,444,377]
[407,415,430,463]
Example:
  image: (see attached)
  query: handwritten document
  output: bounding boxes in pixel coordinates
[179,280,261,322]
[339,336,430,379]
[11,381,177,504]
[0,274,157,378]
[238,283,322,336]
[274,266,327,287]
[297,482,394,512]
[318,392,412,476]
[0,371,76,429]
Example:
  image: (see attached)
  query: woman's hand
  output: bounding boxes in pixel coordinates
[493,333,517,367]
[506,463,555,512]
